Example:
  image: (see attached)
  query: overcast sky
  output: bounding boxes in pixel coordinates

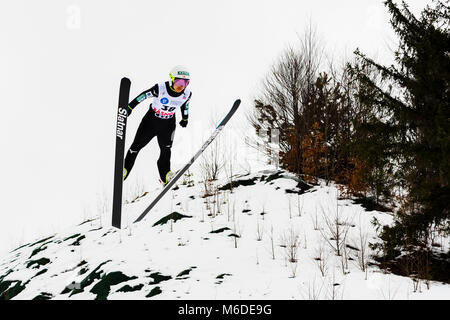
[0,0,430,255]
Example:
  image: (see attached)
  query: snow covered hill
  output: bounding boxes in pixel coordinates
[1,169,449,300]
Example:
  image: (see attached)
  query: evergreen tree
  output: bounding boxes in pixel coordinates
[349,0,449,264]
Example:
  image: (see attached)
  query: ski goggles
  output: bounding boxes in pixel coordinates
[173,78,190,87]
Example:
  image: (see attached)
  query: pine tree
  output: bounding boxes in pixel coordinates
[349,0,449,266]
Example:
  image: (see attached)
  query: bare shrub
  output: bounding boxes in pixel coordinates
[301,277,325,300]
[289,260,299,278]
[256,218,264,241]
[311,205,321,230]
[354,221,370,273]
[248,25,324,175]
[125,178,147,204]
[204,186,220,218]
[269,225,276,260]
[232,218,242,249]
[288,196,292,219]
[297,194,304,217]
[182,169,194,187]
[303,233,307,249]
[231,204,242,249]
[326,271,344,300]
[260,197,267,221]
[340,239,351,275]
[314,241,329,277]
[280,227,301,263]
[215,190,222,215]
[224,143,236,194]
[200,123,225,183]
[96,191,110,228]
[200,205,205,223]
[226,192,235,222]
[319,200,351,256]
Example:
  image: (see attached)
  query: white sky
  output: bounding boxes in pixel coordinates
[0,0,429,255]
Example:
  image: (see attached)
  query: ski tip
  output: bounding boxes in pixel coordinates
[121,77,131,85]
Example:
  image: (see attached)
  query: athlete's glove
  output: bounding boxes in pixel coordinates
[179,119,188,128]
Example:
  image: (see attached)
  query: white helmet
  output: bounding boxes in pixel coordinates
[169,65,190,83]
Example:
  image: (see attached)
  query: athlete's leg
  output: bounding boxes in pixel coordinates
[124,113,156,180]
[156,120,176,182]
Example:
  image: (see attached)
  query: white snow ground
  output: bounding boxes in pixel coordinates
[1,167,449,300]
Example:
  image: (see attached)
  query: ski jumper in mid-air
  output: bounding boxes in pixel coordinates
[123,65,192,185]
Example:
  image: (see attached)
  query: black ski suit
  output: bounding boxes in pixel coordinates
[124,81,192,181]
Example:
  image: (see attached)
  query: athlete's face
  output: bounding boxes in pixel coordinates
[172,78,189,93]
[173,83,185,93]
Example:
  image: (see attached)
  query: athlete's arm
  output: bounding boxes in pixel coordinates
[180,92,192,122]
[127,84,159,116]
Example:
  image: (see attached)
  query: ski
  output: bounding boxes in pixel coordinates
[134,99,241,224]
[112,77,131,229]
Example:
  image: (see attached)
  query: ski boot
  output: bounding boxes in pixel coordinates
[159,171,175,187]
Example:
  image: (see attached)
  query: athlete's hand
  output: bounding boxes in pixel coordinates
[179,119,188,128]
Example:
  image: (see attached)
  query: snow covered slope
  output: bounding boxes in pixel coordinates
[1,169,449,300]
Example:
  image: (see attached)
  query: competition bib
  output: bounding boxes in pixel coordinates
[152,82,190,119]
